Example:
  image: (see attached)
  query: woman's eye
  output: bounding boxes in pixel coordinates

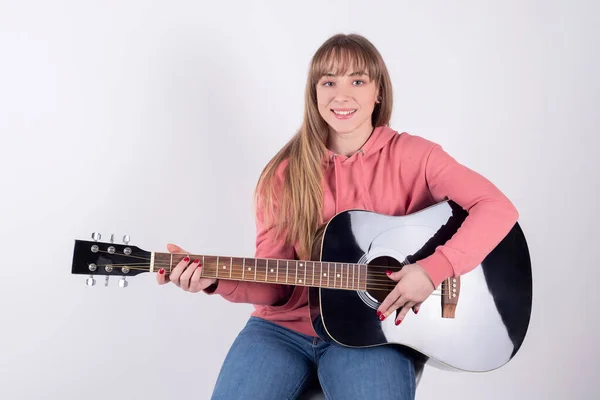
[323,81,334,87]
[353,80,365,85]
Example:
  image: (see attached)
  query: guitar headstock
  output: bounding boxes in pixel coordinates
[72,233,151,288]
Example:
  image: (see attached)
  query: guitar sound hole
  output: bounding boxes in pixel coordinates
[366,256,403,302]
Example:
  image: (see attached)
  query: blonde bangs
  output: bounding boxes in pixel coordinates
[310,39,382,85]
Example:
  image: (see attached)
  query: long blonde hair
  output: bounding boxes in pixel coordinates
[255,33,394,260]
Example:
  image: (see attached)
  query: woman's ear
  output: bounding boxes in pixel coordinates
[376,87,382,103]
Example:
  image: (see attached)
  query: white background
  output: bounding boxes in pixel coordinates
[1,1,598,399]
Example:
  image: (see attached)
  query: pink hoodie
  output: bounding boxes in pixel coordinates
[205,126,519,337]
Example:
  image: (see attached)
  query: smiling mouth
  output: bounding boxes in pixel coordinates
[332,109,357,116]
[331,108,356,119]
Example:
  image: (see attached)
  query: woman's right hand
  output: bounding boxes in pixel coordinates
[156,244,218,292]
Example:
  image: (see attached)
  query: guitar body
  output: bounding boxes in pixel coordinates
[308,200,532,373]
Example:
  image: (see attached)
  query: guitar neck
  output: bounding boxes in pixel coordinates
[151,252,368,291]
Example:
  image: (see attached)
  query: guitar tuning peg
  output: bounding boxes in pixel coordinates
[86,275,96,286]
[119,276,129,288]
[91,232,101,241]
[123,235,130,245]
[110,234,115,243]
[104,276,110,287]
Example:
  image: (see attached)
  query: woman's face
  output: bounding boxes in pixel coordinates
[316,69,379,137]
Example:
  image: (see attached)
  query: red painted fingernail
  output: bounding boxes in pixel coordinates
[376,311,381,317]
[395,319,402,326]
[414,309,419,314]
[379,314,385,321]
[183,257,190,262]
[158,268,164,275]
[193,258,199,263]
[386,270,392,275]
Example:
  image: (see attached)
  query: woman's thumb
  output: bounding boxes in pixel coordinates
[167,243,186,253]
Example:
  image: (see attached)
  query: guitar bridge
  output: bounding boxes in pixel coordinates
[441,277,460,318]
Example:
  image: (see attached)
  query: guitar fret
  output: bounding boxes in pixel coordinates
[334,263,337,288]
[304,263,306,286]
[276,259,279,283]
[229,257,232,279]
[286,260,289,284]
[304,261,308,286]
[254,258,257,281]
[352,263,355,290]
[320,262,323,288]
[265,259,269,282]
[327,263,335,287]
[297,261,304,285]
[170,253,173,272]
[264,259,268,282]
[332,263,334,288]
[242,258,245,281]
[346,263,349,289]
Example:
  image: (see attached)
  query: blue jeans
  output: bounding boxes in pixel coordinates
[211,316,416,400]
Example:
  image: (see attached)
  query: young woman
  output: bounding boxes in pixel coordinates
[157,33,519,399]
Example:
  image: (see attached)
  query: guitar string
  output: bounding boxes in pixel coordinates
[88,250,432,272]
[83,263,457,292]
[82,251,457,287]
[87,262,453,287]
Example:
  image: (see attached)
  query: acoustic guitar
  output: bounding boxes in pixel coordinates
[71,200,532,373]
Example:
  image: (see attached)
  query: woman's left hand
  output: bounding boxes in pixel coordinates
[376,263,435,325]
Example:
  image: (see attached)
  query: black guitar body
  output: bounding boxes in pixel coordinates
[308,200,532,372]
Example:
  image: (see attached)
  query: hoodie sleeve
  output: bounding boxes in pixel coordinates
[203,164,295,306]
[416,144,519,288]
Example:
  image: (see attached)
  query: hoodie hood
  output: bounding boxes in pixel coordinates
[325,125,398,214]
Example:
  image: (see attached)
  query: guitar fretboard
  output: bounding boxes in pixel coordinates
[152,253,368,291]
